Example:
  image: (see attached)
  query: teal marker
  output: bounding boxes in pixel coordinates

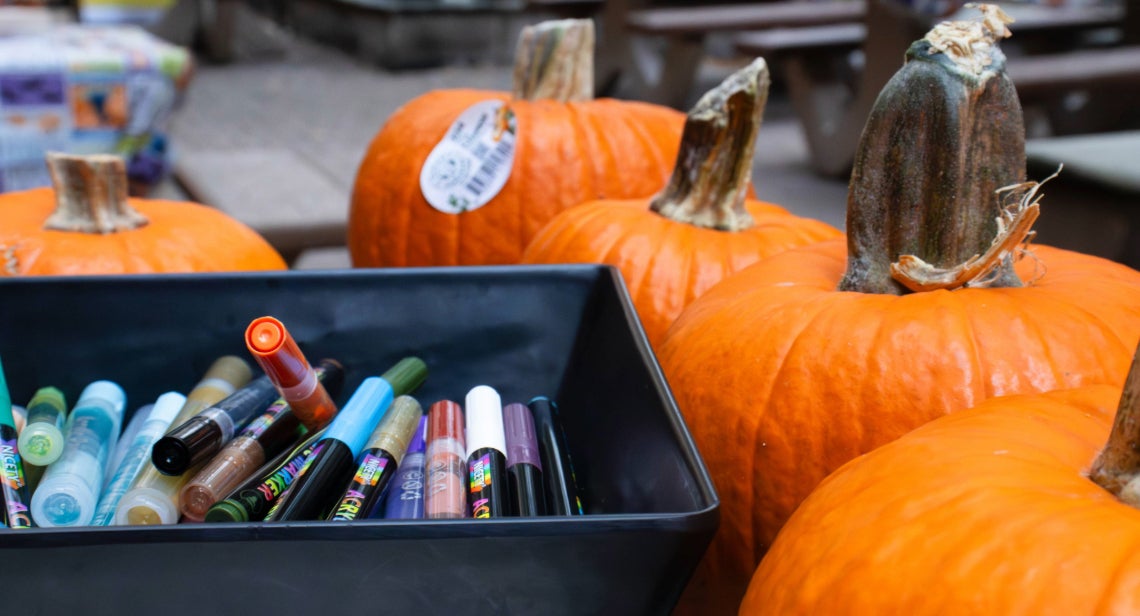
[0,355,34,528]
[31,381,126,527]
[18,387,68,467]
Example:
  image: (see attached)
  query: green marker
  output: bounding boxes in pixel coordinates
[0,355,35,527]
[18,388,68,467]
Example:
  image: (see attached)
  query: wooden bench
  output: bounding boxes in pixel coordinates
[597,0,865,107]
[733,0,1136,177]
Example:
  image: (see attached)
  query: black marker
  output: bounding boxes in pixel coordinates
[204,428,326,523]
[528,396,584,515]
[151,376,280,475]
[503,402,545,517]
[465,386,507,519]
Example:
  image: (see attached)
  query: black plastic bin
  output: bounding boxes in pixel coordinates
[0,265,719,616]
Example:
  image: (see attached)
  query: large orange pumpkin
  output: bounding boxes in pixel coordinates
[741,353,1140,614]
[348,19,685,268]
[0,153,286,275]
[521,59,841,347]
[660,7,1140,612]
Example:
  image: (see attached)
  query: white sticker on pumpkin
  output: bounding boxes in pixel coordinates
[420,100,517,214]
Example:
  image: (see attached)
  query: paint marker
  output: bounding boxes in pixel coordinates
[180,359,345,521]
[382,415,427,519]
[246,317,339,431]
[466,386,507,519]
[17,387,67,467]
[268,357,427,522]
[151,376,280,476]
[0,357,34,528]
[504,402,545,517]
[528,396,584,515]
[91,393,184,526]
[329,396,422,521]
[204,429,326,523]
[30,381,126,527]
[106,403,154,485]
[425,400,466,519]
[115,357,253,526]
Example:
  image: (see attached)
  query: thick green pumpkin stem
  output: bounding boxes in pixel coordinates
[839,4,1028,295]
[44,152,148,233]
[1090,344,1140,507]
[511,18,594,102]
[649,58,768,232]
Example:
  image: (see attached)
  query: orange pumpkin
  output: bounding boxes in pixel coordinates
[348,19,685,268]
[741,357,1140,614]
[661,7,1140,612]
[521,59,841,347]
[0,153,286,275]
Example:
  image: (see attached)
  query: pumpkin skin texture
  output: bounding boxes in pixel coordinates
[740,385,1140,615]
[522,198,839,346]
[348,89,683,267]
[0,184,286,276]
[659,238,1140,609]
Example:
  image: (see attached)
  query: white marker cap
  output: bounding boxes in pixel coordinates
[149,392,188,426]
[465,385,506,459]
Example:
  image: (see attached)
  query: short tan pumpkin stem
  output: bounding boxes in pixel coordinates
[511,18,594,102]
[1090,344,1140,507]
[839,4,1026,295]
[648,58,768,232]
[44,152,148,233]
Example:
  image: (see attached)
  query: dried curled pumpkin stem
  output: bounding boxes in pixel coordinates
[1090,344,1140,507]
[44,152,148,233]
[649,58,768,232]
[839,4,1025,295]
[511,18,594,102]
[890,167,1059,292]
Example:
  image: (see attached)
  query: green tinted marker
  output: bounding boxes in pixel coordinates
[0,355,35,527]
[18,388,68,467]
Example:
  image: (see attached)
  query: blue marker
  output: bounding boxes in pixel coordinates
[266,358,426,521]
[381,415,427,519]
[31,381,126,527]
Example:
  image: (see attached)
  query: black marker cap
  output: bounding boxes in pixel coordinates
[152,416,222,475]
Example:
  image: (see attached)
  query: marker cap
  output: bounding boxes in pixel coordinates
[381,357,428,397]
[206,498,251,523]
[150,392,188,425]
[245,317,311,389]
[115,487,179,525]
[364,395,422,465]
[407,415,427,455]
[427,400,464,445]
[503,403,542,470]
[28,387,66,416]
[465,385,506,459]
[325,377,394,455]
[77,380,127,416]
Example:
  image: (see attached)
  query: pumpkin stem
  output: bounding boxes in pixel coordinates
[648,58,768,232]
[839,4,1027,295]
[1090,343,1140,507]
[511,18,594,102]
[44,152,148,233]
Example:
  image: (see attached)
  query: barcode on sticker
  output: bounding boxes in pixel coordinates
[420,100,517,215]
[465,140,513,197]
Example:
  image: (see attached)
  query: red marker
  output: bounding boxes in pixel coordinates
[245,317,338,431]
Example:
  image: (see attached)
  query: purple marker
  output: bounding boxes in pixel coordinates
[379,416,427,519]
[504,403,545,517]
